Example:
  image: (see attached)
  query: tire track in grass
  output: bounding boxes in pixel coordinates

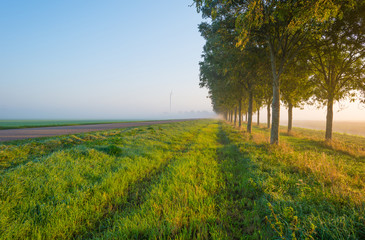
[89,122,223,239]
[77,124,209,239]
[65,124,208,238]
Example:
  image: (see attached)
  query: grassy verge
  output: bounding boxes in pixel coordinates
[0,120,364,239]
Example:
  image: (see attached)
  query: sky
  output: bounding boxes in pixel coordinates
[0,0,212,119]
[0,0,364,121]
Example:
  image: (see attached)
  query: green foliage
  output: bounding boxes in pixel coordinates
[308,1,365,104]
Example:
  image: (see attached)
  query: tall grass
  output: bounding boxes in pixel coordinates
[225,122,365,239]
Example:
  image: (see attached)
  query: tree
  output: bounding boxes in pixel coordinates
[253,55,272,128]
[308,1,365,140]
[281,56,313,134]
[198,9,247,126]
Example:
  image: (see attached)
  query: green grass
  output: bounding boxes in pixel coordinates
[0,119,144,130]
[0,120,364,239]
[224,122,365,239]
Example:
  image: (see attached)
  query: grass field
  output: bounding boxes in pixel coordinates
[0,120,364,239]
[0,120,140,130]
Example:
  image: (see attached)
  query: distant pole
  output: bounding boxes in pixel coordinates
[170,91,173,112]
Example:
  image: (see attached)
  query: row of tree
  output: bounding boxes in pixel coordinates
[194,0,365,144]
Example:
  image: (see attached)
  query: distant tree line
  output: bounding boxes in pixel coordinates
[194,0,365,144]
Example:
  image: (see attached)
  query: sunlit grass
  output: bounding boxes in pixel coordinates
[0,120,364,239]
[227,122,365,239]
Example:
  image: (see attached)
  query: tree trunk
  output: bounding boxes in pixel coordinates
[238,99,242,128]
[267,103,271,129]
[288,102,293,134]
[247,91,253,133]
[245,112,248,122]
[271,79,280,144]
[234,107,237,126]
[325,98,334,140]
[257,107,260,126]
[269,44,280,145]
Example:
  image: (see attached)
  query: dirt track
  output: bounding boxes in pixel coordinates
[0,119,195,142]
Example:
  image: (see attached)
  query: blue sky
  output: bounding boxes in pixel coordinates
[0,0,363,121]
[0,0,212,119]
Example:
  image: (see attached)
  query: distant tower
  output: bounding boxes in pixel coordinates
[170,91,173,112]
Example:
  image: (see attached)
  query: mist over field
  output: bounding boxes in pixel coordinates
[0,111,217,121]
[281,120,365,137]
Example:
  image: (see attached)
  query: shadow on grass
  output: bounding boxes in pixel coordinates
[281,132,365,161]
[221,122,365,239]
[246,124,365,160]
[78,159,172,239]
[94,145,125,157]
[215,123,269,239]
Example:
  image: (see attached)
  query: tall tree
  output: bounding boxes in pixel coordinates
[308,1,365,140]
[281,57,313,134]
[253,60,272,128]
[234,43,266,133]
